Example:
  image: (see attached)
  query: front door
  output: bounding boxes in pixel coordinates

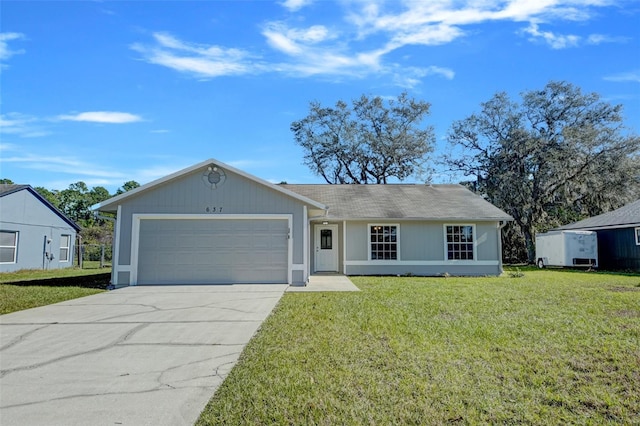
[314,224,338,272]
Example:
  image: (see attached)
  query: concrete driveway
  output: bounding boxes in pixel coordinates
[0,284,288,426]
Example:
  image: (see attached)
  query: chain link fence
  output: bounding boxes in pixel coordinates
[76,244,112,269]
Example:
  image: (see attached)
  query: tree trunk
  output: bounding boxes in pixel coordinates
[523,226,536,263]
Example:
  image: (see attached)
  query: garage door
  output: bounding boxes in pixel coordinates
[136,218,289,285]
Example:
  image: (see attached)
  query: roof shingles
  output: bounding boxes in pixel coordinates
[558,199,640,230]
[282,184,512,221]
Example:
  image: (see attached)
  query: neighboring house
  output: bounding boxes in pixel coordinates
[94,159,512,287]
[0,184,80,273]
[557,200,640,271]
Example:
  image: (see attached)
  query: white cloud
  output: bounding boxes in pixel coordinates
[131,32,255,78]
[347,1,618,50]
[280,0,314,12]
[393,65,455,88]
[58,111,142,123]
[133,1,621,87]
[604,70,640,83]
[0,113,49,137]
[0,32,25,65]
[586,33,628,45]
[263,29,304,55]
[1,154,128,179]
[0,142,20,152]
[290,25,332,43]
[522,22,580,49]
[522,25,625,50]
[264,23,333,55]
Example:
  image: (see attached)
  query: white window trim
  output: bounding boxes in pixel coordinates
[0,230,18,264]
[60,234,71,262]
[443,224,477,262]
[368,223,400,261]
[635,227,640,246]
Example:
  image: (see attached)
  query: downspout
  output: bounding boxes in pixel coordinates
[498,220,508,273]
[42,236,49,269]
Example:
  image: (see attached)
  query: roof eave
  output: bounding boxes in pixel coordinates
[557,223,640,231]
[315,216,514,222]
[94,158,328,212]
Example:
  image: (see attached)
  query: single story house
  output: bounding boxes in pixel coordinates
[94,159,513,286]
[0,184,80,272]
[557,199,640,271]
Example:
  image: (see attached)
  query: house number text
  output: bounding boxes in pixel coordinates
[205,206,224,213]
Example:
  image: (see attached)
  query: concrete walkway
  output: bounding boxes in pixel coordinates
[286,274,360,292]
[0,284,287,426]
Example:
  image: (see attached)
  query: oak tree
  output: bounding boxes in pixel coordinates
[292,93,435,184]
[445,81,640,262]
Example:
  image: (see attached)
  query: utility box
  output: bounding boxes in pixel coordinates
[535,230,598,268]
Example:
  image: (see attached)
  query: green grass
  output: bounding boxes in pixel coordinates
[0,266,110,284]
[197,270,640,425]
[0,285,104,314]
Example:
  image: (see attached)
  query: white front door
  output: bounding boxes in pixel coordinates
[314,224,338,272]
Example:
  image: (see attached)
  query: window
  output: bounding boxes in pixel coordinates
[445,225,474,260]
[60,235,71,262]
[320,229,333,250]
[0,231,18,264]
[636,228,640,246]
[370,225,398,260]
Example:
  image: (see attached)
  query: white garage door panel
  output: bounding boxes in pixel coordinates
[137,218,288,285]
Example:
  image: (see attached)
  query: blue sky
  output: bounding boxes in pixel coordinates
[1,0,639,192]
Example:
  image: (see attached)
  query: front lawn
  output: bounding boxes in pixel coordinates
[0,267,109,314]
[0,266,109,284]
[197,270,640,424]
[0,285,103,315]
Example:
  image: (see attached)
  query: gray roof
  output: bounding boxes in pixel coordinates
[0,184,30,196]
[558,199,640,230]
[282,184,513,221]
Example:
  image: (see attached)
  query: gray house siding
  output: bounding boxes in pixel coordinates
[112,167,309,285]
[341,220,502,276]
[97,160,512,284]
[0,190,77,272]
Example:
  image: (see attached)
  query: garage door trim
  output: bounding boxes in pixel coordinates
[130,213,293,286]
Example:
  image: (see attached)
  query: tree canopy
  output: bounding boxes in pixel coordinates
[292,93,435,184]
[25,181,140,245]
[445,81,640,261]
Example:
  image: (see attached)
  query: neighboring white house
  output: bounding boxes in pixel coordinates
[94,159,513,286]
[0,184,80,273]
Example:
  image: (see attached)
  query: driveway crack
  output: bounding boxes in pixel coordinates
[0,323,149,378]
[0,324,50,351]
